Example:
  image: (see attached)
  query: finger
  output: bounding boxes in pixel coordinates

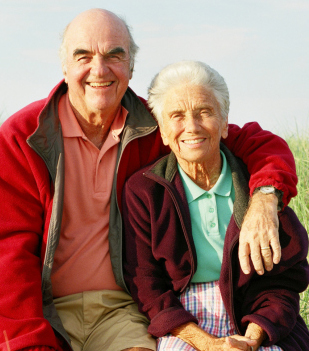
[250,243,265,275]
[239,241,251,275]
[226,336,248,350]
[269,233,281,265]
[260,245,273,272]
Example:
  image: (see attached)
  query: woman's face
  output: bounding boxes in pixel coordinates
[160,84,228,166]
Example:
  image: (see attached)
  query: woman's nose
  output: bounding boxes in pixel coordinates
[185,115,200,132]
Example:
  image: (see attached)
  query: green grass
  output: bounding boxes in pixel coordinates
[285,133,309,327]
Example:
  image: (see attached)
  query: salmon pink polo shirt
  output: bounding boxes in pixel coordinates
[51,93,127,297]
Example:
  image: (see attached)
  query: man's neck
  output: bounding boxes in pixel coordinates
[70,104,121,149]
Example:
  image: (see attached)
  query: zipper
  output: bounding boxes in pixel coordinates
[228,231,241,335]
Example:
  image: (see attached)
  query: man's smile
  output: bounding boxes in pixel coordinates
[88,82,113,87]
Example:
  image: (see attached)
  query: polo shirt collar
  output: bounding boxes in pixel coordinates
[59,93,128,139]
[178,151,232,204]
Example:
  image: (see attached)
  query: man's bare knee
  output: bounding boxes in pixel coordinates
[122,348,154,351]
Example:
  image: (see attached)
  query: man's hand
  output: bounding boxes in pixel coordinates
[239,191,281,275]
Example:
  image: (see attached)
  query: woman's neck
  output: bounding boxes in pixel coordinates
[178,155,222,191]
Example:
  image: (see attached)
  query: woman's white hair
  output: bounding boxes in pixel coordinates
[148,61,230,125]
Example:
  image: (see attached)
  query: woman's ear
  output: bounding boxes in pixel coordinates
[159,126,169,146]
[221,115,229,139]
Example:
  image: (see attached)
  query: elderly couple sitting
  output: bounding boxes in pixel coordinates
[122,61,309,351]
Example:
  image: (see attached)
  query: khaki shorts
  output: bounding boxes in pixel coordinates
[54,290,155,351]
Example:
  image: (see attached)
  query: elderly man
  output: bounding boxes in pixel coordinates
[0,8,298,351]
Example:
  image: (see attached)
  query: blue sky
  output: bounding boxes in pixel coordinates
[1,0,308,136]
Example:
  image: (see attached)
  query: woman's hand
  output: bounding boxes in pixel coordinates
[244,322,267,351]
[171,322,257,350]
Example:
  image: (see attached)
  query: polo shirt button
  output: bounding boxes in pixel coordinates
[206,194,212,199]
[209,208,214,213]
[210,222,216,228]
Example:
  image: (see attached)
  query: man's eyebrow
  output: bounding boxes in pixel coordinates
[106,47,126,55]
[73,49,92,57]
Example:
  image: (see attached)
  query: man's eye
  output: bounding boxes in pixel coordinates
[78,56,91,62]
[106,54,122,63]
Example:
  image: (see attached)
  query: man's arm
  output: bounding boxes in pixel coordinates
[222,122,297,274]
[0,120,64,350]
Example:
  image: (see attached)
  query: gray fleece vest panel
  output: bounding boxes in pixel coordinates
[27,84,72,347]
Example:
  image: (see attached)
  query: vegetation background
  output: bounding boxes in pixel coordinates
[287,133,309,327]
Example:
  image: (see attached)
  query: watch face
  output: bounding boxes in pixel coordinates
[260,186,275,194]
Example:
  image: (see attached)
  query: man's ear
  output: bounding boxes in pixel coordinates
[129,65,134,80]
[62,66,68,84]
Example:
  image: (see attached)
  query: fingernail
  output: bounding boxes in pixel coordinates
[243,269,250,274]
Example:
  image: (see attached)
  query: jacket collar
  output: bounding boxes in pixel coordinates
[146,143,250,227]
[27,81,158,182]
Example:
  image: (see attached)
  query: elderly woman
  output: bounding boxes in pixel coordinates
[122,61,309,351]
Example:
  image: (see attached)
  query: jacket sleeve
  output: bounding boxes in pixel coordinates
[122,177,198,337]
[0,118,66,350]
[222,122,297,206]
[239,207,309,346]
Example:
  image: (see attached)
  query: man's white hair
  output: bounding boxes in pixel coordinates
[59,10,139,74]
[148,61,230,125]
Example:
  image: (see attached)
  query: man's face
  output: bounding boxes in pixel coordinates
[63,10,132,119]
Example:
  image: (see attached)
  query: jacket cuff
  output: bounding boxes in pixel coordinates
[250,179,291,209]
[148,306,198,337]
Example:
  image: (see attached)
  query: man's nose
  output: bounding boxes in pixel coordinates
[91,56,110,76]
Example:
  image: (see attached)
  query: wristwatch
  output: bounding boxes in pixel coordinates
[254,186,284,211]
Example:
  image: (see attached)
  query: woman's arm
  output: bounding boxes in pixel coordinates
[122,173,197,337]
[244,323,267,351]
[239,207,309,346]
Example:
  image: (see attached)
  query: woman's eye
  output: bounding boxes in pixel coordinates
[201,109,212,116]
[171,114,182,120]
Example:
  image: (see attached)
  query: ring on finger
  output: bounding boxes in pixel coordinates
[261,246,270,250]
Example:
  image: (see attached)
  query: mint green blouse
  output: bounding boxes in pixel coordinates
[178,151,235,282]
